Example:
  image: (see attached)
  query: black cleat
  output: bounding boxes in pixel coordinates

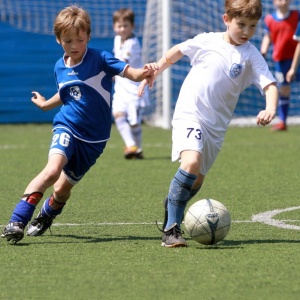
[1,222,25,244]
[27,212,55,236]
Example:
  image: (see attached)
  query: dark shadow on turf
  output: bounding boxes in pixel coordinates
[190,239,300,249]
[13,234,161,245]
[133,156,171,160]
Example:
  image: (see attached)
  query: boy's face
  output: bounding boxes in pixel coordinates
[273,0,290,11]
[57,28,90,64]
[223,14,258,46]
[113,20,134,41]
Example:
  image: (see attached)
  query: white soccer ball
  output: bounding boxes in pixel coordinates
[184,199,231,245]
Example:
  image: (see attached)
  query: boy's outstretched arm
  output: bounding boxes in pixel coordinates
[286,42,300,83]
[256,83,278,126]
[31,92,63,111]
[260,33,270,58]
[124,63,158,82]
[138,44,184,96]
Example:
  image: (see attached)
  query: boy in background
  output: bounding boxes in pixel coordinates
[261,0,300,131]
[112,8,149,159]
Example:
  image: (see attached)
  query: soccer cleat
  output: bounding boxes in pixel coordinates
[271,121,287,131]
[1,222,25,244]
[161,223,187,248]
[124,146,138,159]
[27,211,55,236]
[135,148,144,159]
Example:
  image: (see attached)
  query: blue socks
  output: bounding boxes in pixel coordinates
[278,96,289,123]
[10,200,36,226]
[10,196,64,226]
[41,197,64,217]
[165,168,197,229]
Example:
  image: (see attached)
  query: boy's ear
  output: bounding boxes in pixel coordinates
[223,14,230,25]
[56,37,61,44]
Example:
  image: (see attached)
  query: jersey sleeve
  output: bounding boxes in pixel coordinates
[179,33,205,65]
[249,46,276,95]
[101,51,127,76]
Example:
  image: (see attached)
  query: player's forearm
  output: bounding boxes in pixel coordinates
[32,92,62,111]
[155,44,184,77]
[260,34,270,57]
[44,94,63,110]
[290,42,300,72]
[264,83,278,112]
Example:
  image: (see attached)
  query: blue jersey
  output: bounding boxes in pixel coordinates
[53,48,127,143]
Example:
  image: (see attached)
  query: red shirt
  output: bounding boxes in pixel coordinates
[265,10,300,62]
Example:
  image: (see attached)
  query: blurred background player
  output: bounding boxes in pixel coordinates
[260,0,300,131]
[112,8,150,159]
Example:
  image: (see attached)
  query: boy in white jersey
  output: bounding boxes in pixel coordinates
[1,5,157,245]
[139,0,278,247]
[112,8,149,159]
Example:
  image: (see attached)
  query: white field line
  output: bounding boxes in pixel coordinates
[0,220,251,228]
[1,206,300,229]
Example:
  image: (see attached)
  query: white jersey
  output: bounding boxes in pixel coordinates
[113,35,149,107]
[174,32,276,139]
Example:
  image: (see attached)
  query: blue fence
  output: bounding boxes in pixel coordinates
[0,21,114,123]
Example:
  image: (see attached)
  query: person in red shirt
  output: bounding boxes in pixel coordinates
[261,0,300,131]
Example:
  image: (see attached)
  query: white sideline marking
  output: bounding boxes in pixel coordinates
[0,220,250,228]
[252,206,300,230]
[1,206,300,229]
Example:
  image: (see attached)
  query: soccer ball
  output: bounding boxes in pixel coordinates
[184,199,231,245]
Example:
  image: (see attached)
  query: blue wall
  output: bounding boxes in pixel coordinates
[0,22,114,124]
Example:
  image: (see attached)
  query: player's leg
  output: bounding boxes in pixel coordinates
[27,138,106,236]
[161,122,221,247]
[162,172,204,230]
[113,98,138,158]
[273,84,290,130]
[27,172,73,236]
[272,61,291,131]
[161,150,201,247]
[1,153,67,244]
[128,104,144,159]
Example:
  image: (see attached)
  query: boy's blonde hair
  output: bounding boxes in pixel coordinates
[113,8,135,25]
[54,5,91,40]
[225,0,262,20]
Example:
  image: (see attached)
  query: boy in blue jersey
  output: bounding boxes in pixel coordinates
[1,5,157,244]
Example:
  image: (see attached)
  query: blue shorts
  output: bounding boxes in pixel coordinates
[275,60,300,86]
[49,128,107,184]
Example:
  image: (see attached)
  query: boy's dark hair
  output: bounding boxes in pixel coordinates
[113,8,135,25]
[225,0,262,20]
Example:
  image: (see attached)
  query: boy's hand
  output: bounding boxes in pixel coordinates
[286,69,295,83]
[31,92,46,109]
[256,109,276,126]
[138,63,159,96]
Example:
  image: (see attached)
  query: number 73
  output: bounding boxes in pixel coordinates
[187,128,202,140]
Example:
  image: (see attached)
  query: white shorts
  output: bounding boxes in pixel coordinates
[171,119,224,175]
[112,98,144,126]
